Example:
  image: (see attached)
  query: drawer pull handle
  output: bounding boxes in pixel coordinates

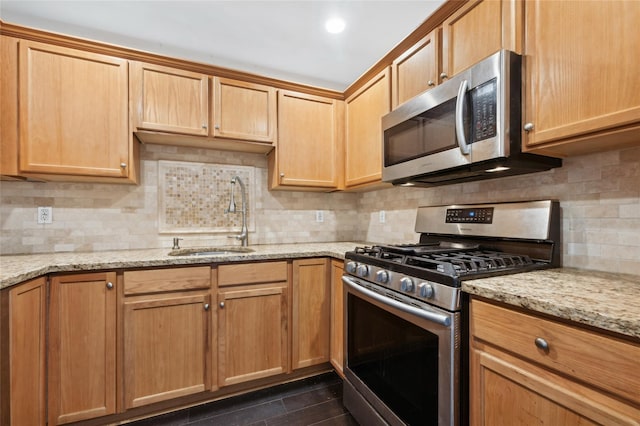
[534,337,549,352]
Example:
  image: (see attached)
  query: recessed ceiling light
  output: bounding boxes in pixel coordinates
[325,17,346,34]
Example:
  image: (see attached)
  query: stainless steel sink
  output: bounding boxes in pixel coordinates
[168,247,254,256]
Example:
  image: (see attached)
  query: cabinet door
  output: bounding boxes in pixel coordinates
[345,67,391,188]
[6,277,47,426]
[292,258,330,369]
[213,77,276,143]
[218,284,288,386]
[470,348,640,425]
[270,90,341,189]
[523,0,640,155]
[18,41,130,179]
[131,61,209,136]
[48,272,117,425]
[329,260,344,377]
[441,0,521,79]
[124,293,211,408]
[392,30,439,109]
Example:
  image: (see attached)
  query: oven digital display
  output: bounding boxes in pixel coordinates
[445,207,494,223]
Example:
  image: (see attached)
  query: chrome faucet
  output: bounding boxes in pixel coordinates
[225,176,249,247]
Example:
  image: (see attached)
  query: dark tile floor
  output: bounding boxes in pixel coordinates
[129,372,358,426]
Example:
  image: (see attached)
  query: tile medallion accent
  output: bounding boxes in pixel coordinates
[158,161,255,234]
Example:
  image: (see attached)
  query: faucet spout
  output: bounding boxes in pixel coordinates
[226,176,249,247]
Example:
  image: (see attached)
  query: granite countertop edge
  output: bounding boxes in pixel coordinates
[462,268,640,340]
[2,246,639,340]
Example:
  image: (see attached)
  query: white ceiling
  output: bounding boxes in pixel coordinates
[0,0,445,91]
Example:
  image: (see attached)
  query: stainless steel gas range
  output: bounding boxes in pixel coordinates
[342,200,560,426]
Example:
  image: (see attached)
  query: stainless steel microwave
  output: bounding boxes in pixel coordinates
[381,50,561,187]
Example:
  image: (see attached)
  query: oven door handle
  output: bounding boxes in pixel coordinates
[342,276,451,327]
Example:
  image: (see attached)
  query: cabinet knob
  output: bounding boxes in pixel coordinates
[534,337,549,352]
[120,163,127,168]
[524,122,535,132]
[219,301,225,308]
[440,72,448,80]
[279,172,285,178]
[214,125,220,130]
[202,124,207,129]
[106,282,114,290]
[204,303,210,311]
[427,80,435,87]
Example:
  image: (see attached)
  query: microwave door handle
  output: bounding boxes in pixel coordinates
[455,79,471,155]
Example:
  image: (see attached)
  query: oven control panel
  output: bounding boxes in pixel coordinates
[445,207,494,224]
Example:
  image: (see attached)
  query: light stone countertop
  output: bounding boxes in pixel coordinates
[463,268,640,339]
[2,245,639,339]
[0,242,361,289]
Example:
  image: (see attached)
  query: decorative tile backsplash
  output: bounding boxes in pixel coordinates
[0,143,638,275]
[158,161,255,234]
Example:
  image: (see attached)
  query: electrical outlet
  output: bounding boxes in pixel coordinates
[37,206,53,224]
[315,210,324,223]
[379,210,386,223]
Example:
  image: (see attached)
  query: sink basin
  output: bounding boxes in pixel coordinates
[168,247,254,256]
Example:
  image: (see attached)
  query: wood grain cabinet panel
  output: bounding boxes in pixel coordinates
[131,61,209,136]
[4,277,47,426]
[292,258,330,369]
[48,272,117,425]
[345,67,391,189]
[441,0,520,80]
[18,41,133,181]
[522,0,640,156]
[123,293,212,408]
[217,284,289,386]
[329,260,345,377]
[213,77,276,143]
[269,90,342,190]
[392,30,439,109]
[470,299,640,425]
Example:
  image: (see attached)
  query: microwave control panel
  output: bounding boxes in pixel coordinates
[471,78,497,142]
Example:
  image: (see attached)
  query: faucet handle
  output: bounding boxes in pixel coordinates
[172,237,183,249]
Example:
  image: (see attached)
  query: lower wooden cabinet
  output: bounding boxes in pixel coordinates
[292,258,330,369]
[329,259,345,376]
[2,277,47,426]
[217,261,289,386]
[48,272,117,425]
[470,298,640,425]
[123,292,212,408]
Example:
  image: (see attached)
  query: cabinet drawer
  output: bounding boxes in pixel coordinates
[470,299,640,404]
[218,261,288,286]
[124,266,211,295]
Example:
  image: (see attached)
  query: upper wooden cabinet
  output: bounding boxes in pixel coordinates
[10,40,137,183]
[344,67,391,189]
[522,0,640,156]
[470,299,640,425]
[392,30,439,109]
[441,0,521,80]
[48,272,117,425]
[213,77,277,143]
[131,61,209,136]
[269,90,343,190]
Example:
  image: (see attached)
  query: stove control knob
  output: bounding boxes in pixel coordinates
[345,261,357,274]
[400,277,415,293]
[375,270,390,284]
[419,283,435,299]
[356,264,369,278]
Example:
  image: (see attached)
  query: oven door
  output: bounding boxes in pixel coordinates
[342,275,460,426]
